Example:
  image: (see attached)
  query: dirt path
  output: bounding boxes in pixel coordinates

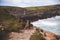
[8,28,36,40]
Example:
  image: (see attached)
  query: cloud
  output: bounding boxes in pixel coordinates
[0,0,60,7]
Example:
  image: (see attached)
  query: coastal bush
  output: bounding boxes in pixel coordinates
[0,11,26,32]
[30,28,45,40]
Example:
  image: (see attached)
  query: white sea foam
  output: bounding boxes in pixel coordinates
[31,16,60,35]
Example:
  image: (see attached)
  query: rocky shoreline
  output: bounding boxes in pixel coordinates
[2,27,60,40]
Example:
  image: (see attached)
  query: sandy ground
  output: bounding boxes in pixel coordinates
[8,28,36,40]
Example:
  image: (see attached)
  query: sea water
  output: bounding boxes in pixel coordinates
[31,16,60,35]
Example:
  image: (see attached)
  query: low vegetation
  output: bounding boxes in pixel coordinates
[30,28,45,40]
[0,9,26,39]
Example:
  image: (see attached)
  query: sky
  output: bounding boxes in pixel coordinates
[31,16,60,35]
[0,0,60,7]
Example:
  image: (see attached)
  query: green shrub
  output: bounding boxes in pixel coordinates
[2,19,26,32]
[0,11,26,32]
[30,28,45,40]
[0,14,26,39]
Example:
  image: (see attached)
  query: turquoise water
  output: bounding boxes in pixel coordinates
[31,16,60,35]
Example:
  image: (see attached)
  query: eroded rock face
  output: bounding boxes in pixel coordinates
[0,5,60,22]
[40,30,58,40]
[56,35,60,40]
[44,32,57,40]
[24,20,30,29]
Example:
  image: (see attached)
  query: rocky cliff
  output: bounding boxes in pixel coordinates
[0,4,60,22]
[0,4,60,40]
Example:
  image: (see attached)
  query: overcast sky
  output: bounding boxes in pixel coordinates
[0,0,60,7]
